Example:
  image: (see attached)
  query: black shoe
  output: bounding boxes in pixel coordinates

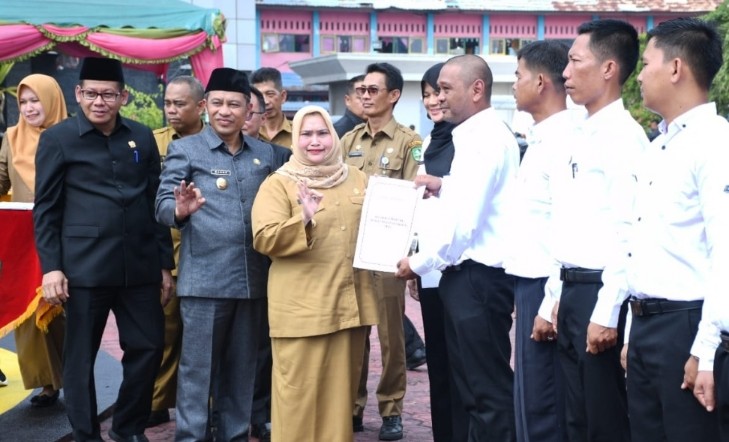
[251,422,272,441]
[146,409,170,428]
[108,429,149,442]
[379,415,403,441]
[30,389,60,408]
[406,347,427,370]
[353,415,364,432]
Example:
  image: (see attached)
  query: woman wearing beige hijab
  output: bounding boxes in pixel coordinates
[252,105,378,442]
[0,73,67,407]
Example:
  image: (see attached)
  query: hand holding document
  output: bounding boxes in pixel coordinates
[353,176,424,273]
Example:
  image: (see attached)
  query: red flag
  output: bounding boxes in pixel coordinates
[0,208,43,337]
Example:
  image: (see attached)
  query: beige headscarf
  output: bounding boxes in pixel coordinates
[6,74,68,193]
[276,105,348,189]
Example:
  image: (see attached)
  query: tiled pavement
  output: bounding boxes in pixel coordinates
[97,296,436,442]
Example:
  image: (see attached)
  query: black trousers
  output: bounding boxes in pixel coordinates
[419,284,469,442]
[628,306,719,441]
[63,285,164,441]
[439,262,516,442]
[251,297,272,426]
[557,281,629,442]
[514,276,565,442]
[716,344,729,442]
[404,314,425,358]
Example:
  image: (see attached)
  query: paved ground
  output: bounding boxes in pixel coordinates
[1,294,518,441]
[96,296,435,442]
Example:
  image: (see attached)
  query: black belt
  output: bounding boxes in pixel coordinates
[721,332,729,353]
[442,259,479,274]
[560,267,603,284]
[629,297,703,317]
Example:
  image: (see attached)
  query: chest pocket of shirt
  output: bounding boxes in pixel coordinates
[378,154,403,176]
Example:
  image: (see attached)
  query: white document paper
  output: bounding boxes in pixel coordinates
[353,176,424,273]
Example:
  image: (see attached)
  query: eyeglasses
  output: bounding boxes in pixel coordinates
[355,86,388,97]
[246,111,265,121]
[80,89,121,103]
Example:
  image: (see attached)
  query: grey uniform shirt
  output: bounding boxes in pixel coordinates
[156,125,278,299]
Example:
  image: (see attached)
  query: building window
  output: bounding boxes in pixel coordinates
[435,37,480,55]
[262,33,310,53]
[321,35,369,53]
[377,37,425,54]
[490,38,532,55]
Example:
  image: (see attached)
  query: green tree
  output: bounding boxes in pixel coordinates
[622,34,660,130]
[704,1,729,117]
[120,84,164,130]
[624,5,729,126]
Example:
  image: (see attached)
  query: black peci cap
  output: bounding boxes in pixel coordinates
[79,57,125,83]
[205,67,251,96]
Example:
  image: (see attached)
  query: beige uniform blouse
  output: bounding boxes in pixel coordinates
[252,165,378,338]
[0,135,34,202]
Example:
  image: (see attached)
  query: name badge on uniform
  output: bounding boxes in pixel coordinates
[211,169,231,176]
[348,151,363,157]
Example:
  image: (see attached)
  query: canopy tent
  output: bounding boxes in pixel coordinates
[0,0,226,86]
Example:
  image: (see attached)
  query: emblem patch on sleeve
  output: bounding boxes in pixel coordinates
[410,145,423,162]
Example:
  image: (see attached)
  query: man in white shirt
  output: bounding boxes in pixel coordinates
[396,54,520,441]
[592,17,728,441]
[539,19,649,442]
[506,40,571,442]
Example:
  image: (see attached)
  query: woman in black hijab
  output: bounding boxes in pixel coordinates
[409,62,468,441]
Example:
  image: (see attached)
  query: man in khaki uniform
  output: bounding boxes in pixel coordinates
[148,75,205,427]
[250,67,293,149]
[340,62,422,441]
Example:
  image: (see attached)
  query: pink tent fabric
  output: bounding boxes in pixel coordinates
[0,23,223,86]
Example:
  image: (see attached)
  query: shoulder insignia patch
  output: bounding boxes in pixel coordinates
[411,146,423,162]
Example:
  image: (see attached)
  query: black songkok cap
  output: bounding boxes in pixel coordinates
[79,57,125,83]
[205,67,251,96]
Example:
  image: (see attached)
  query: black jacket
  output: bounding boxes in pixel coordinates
[334,108,365,138]
[33,112,174,288]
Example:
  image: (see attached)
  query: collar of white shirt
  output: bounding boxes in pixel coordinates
[580,98,627,136]
[658,102,718,140]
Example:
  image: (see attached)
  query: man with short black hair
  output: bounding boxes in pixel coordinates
[244,86,292,169]
[148,75,206,428]
[334,74,366,138]
[396,54,520,441]
[250,67,292,149]
[596,17,727,441]
[156,68,278,442]
[507,40,571,442]
[34,57,174,442]
[542,19,649,442]
[341,62,421,441]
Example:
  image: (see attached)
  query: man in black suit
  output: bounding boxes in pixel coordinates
[33,57,174,442]
[333,74,365,138]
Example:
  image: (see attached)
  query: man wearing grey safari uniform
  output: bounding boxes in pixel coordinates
[156,68,276,441]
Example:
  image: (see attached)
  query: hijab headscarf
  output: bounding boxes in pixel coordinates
[420,63,456,178]
[277,105,348,189]
[6,74,67,193]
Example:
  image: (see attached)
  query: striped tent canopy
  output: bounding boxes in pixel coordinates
[0,0,227,86]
